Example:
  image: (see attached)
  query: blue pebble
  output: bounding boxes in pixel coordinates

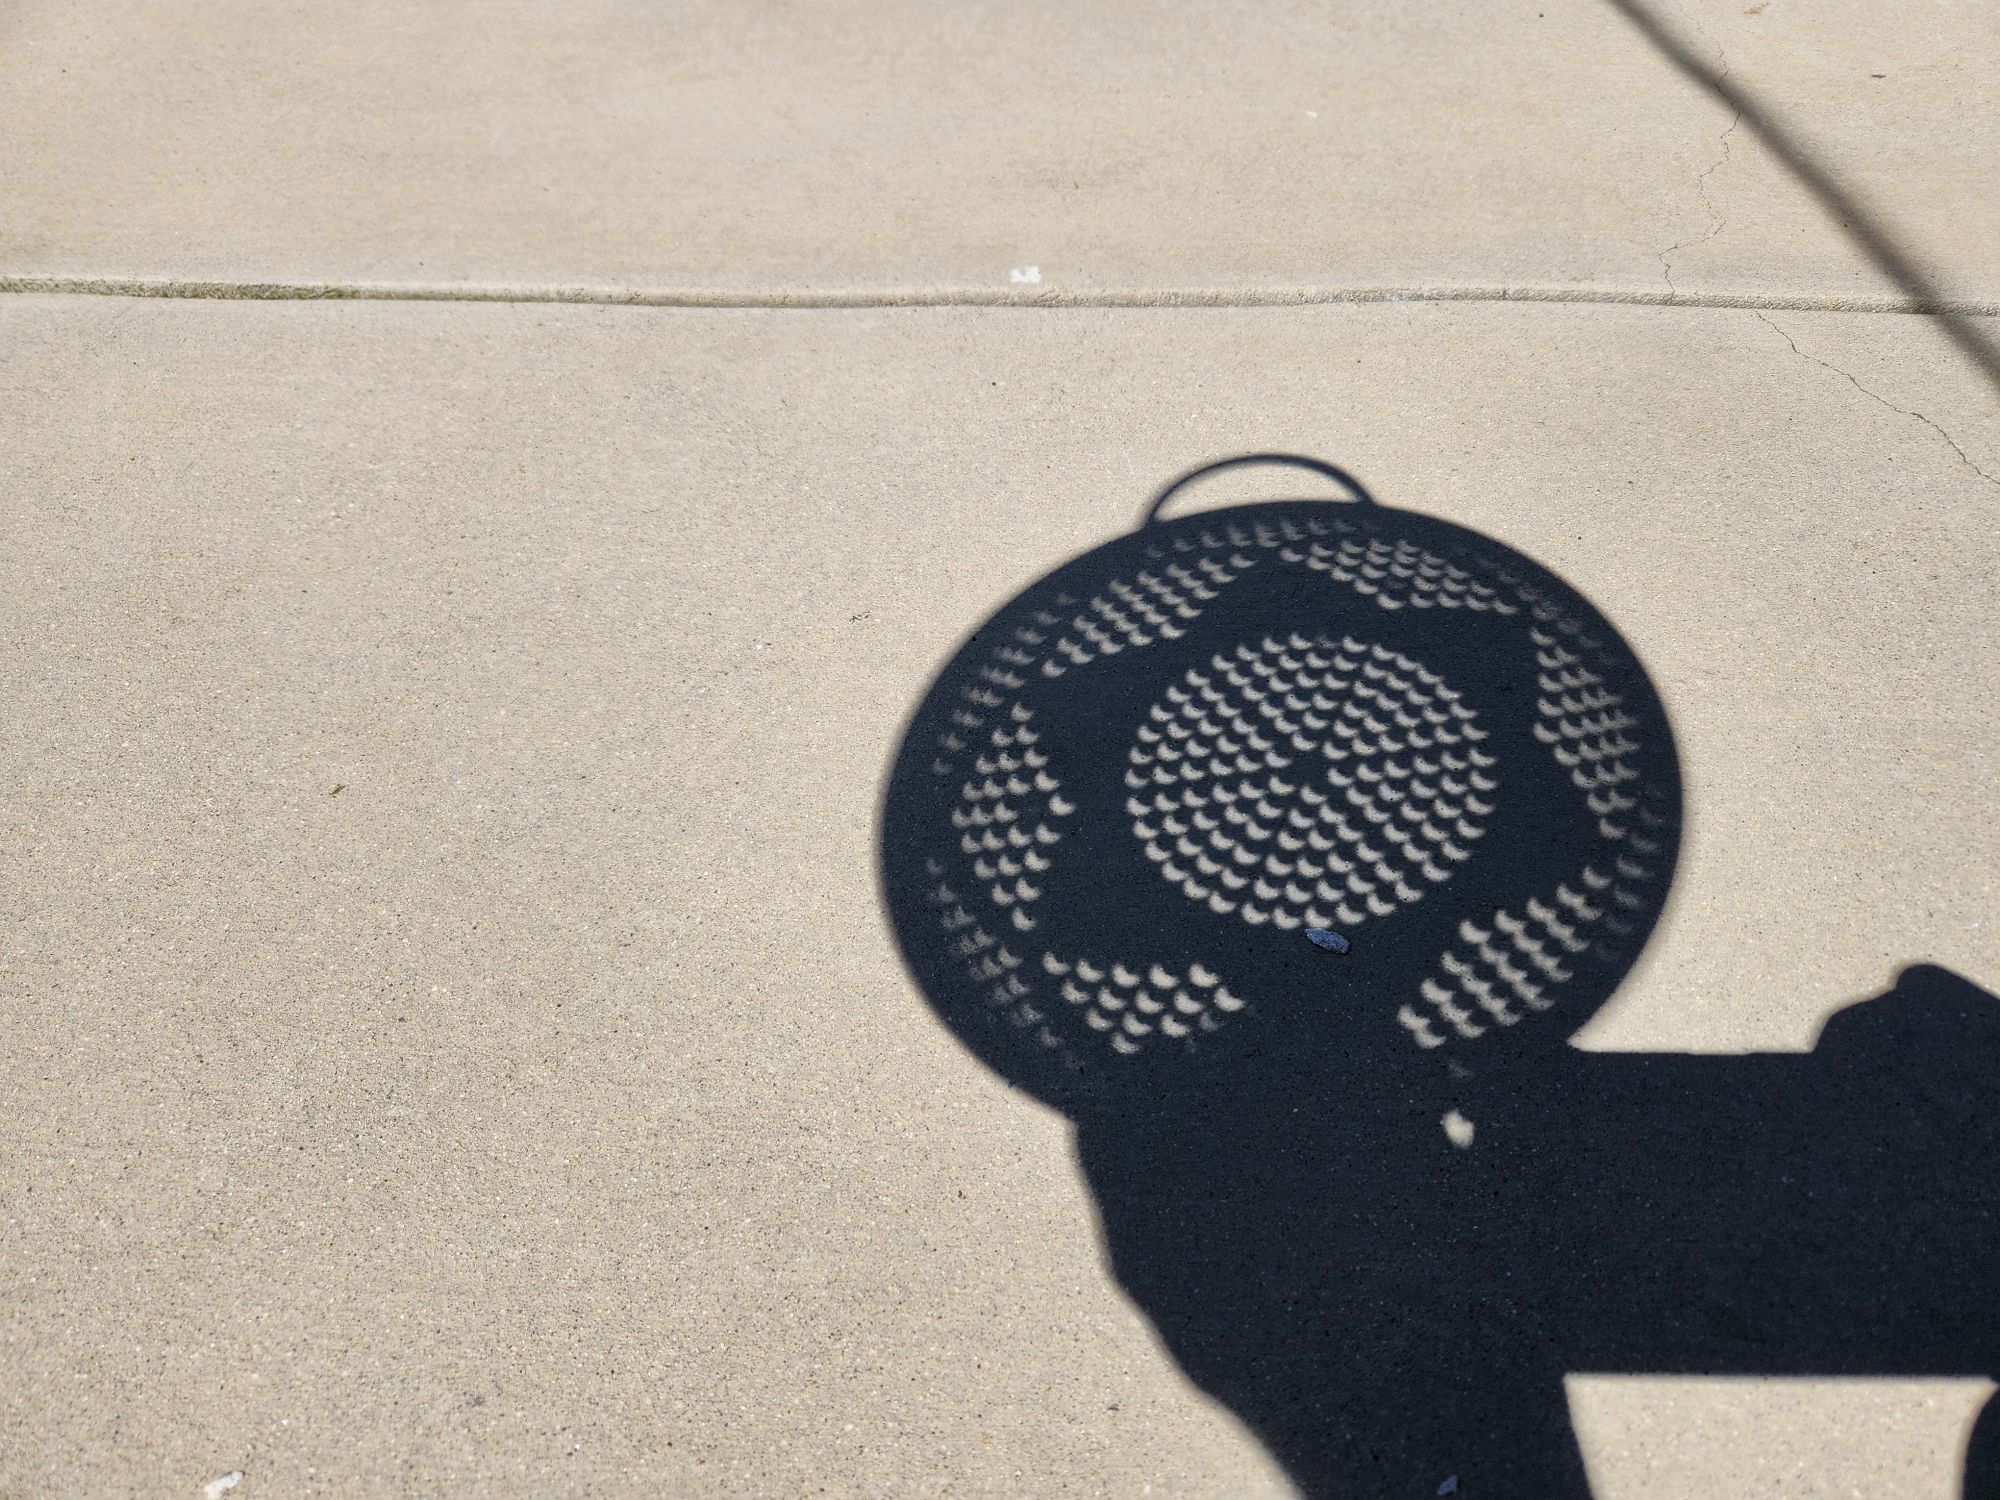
[1305,928,1351,954]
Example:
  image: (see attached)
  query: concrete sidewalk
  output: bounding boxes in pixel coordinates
[2,5,1995,1498]
[4,0,1998,310]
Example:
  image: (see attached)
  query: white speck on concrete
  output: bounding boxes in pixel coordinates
[1009,266,1041,284]
[203,1473,243,1500]
[1442,1110,1475,1148]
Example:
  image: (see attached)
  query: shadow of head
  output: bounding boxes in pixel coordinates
[880,458,1998,1497]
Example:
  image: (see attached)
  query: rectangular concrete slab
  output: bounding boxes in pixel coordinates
[3,0,1995,306]
[1,295,1994,1496]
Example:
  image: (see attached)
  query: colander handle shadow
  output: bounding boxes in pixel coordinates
[1142,454,1378,528]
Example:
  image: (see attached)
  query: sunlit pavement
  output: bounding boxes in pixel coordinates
[3,3,1995,1495]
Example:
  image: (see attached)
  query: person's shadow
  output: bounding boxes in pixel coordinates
[880,457,1999,1497]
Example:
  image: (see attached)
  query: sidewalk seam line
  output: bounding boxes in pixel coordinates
[3,274,1997,317]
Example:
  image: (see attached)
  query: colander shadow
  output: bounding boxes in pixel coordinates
[878,464,2000,1498]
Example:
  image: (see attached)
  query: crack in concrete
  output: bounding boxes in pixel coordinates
[1669,0,1730,72]
[1656,2,1738,295]
[1659,110,1742,294]
[1605,0,2000,393]
[1756,311,1999,491]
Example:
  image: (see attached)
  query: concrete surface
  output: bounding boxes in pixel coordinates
[2,0,1997,306]
[2,294,1994,1496]
[3,0,1998,1494]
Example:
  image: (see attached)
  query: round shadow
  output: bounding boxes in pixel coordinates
[881,464,1682,1120]
[877,461,2000,1499]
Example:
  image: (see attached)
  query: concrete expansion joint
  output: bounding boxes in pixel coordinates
[3,272,1999,319]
